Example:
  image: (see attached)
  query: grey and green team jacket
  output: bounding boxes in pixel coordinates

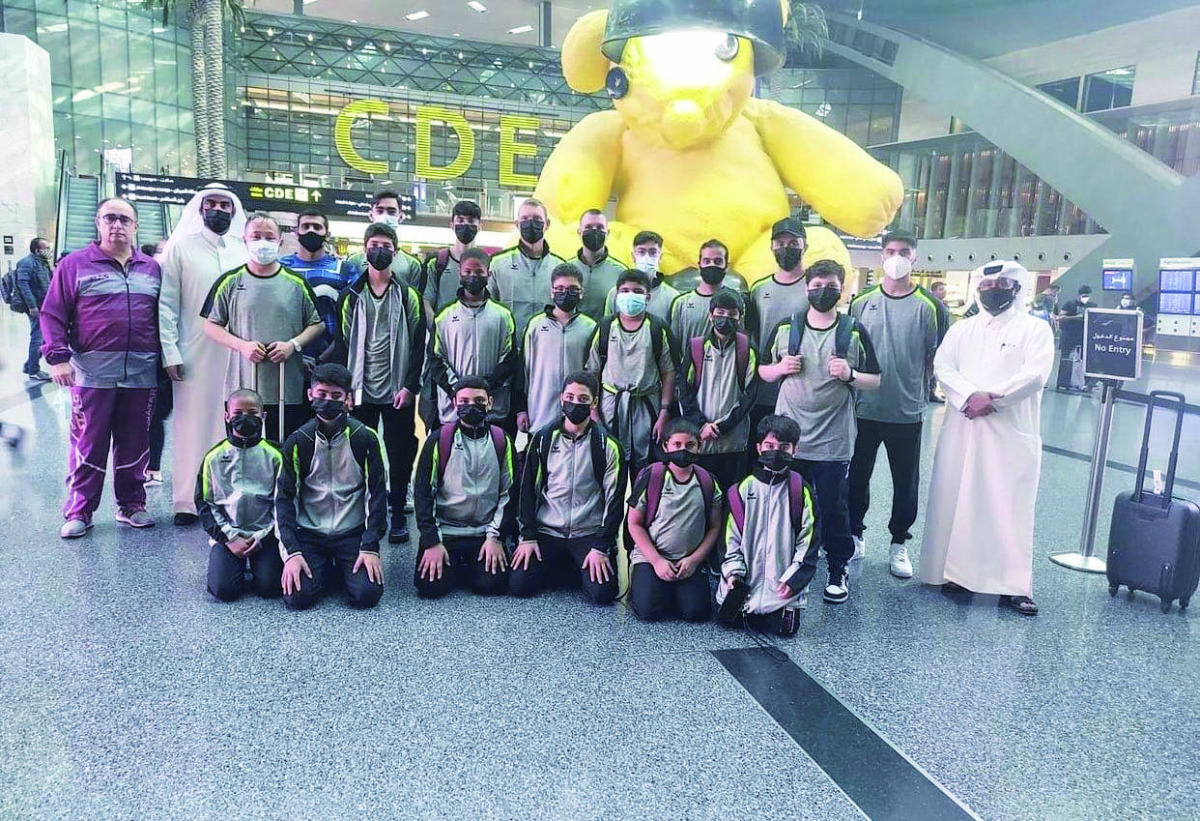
[669,285,746,356]
[195,437,284,546]
[519,421,626,552]
[427,295,518,423]
[748,275,810,411]
[516,307,597,431]
[275,418,387,561]
[345,247,424,293]
[413,423,516,549]
[334,272,427,407]
[566,248,627,321]
[487,243,566,334]
[678,332,760,454]
[848,284,939,425]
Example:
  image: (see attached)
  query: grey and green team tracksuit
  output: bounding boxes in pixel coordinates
[276,417,388,610]
[566,247,626,321]
[197,436,284,602]
[346,246,424,293]
[747,274,809,433]
[427,295,518,425]
[513,420,625,603]
[847,285,939,546]
[604,277,680,323]
[668,282,746,358]
[518,307,597,431]
[488,243,566,338]
[412,422,516,598]
[678,330,759,492]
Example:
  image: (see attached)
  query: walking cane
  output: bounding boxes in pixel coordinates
[277,360,286,442]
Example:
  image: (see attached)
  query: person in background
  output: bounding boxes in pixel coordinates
[279,209,356,364]
[567,209,625,321]
[334,222,426,546]
[1041,283,1061,315]
[626,419,722,622]
[669,239,746,350]
[921,260,1054,616]
[201,213,324,439]
[345,190,424,291]
[848,230,940,580]
[489,198,566,334]
[413,377,515,599]
[277,364,387,611]
[716,415,817,637]
[1056,284,1092,392]
[759,259,882,605]
[1119,291,1139,311]
[927,278,951,403]
[587,268,676,477]
[747,218,808,435]
[422,200,483,316]
[510,372,625,604]
[516,264,596,435]
[158,183,248,525]
[15,236,52,381]
[198,389,284,602]
[42,198,162,538]
[139,239,170,487]
[604,231,679,322]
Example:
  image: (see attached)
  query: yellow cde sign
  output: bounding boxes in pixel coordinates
[334,99,542,188]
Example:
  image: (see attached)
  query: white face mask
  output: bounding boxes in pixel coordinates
[882,254,912,281]
[248,239,280,265]
[634,254,659,277]
[1121,298,1134,308]
[374,214,401,230]
[1079,295,1090,305]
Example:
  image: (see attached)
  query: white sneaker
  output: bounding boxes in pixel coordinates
[144,470,163,487]
[847,535,865,581]
[823,571,849,604]
[60,518,93,539]
[889,542,913,579]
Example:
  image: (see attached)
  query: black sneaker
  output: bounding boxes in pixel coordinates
[388,518,409,545]
[173,512,199,526]
[776,607,800,637]
[716,578,750,626]
[823,570,849,604]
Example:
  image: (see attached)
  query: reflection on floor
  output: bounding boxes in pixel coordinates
[1,312,1197,821]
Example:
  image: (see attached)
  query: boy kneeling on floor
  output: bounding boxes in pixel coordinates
[199,388,284,601]
[626,419,723,622]
[716,414,818,637]
[277,363,388,610]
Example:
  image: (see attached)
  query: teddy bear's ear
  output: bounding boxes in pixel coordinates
[562,10,610,94]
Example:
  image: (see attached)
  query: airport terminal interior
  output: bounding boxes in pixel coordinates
[1,1,1199,819]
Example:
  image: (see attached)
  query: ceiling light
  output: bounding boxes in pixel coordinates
[406,10,429,20]
[467,1,487,11]
[508,25,533,34]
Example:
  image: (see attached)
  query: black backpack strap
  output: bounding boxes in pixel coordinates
[594,316,613,374]
[590,425,608,489]
[787,311,805,357]
[834,314,855,360]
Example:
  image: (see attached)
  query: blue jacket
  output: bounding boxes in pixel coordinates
[14,252,50,311]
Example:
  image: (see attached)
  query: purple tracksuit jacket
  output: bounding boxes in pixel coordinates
[40,242,162,388]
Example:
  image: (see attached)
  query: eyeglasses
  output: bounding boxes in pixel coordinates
[551,287,582,296]
[99,214,134,226]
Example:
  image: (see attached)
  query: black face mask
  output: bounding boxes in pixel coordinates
[519,219,545,244]
[774,247,802,272]
[712,316,737,336]
[581,228,606,253]
[226,414,263,446]
[665,449,697,468]
[980,287,1016,315]
[456,403,488,428]
[553,290,582,312]
[297,231,325,253]
[699,265,726,286]
[460,275,487,296]
[758,449,792,473]
[454,224,478,244]
[562,400,591,425]
[203,209,232,235]
[366,247,394,272]
[807,286,841,313]
[311,398,347,425]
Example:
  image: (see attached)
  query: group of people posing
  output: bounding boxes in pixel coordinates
[34,186,1056,633]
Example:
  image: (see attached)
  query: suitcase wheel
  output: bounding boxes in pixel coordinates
[1108,584,1119,597]
[1160,598,1173,614]
[1180,597,1190,611]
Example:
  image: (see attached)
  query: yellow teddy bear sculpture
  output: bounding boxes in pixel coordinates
[533,0,903,283]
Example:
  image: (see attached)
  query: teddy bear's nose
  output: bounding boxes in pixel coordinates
[661,99,705,148]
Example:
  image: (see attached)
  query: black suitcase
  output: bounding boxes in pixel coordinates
[1106,391,1200,612]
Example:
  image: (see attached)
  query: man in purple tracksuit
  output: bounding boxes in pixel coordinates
[41,198,163,538]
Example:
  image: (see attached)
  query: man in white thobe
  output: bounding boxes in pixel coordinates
[158,184,248,525]
[920,261,1055,616]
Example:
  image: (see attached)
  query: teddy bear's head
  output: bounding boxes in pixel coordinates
[563,0,788,150]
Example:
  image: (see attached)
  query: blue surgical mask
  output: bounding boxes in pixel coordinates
[615,291,647,316]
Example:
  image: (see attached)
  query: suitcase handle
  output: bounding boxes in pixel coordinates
[1133,391,1186,508]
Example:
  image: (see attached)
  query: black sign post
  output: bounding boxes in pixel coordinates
[1052,308,1145,575]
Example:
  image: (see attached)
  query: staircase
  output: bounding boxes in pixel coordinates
[136,201,167,247]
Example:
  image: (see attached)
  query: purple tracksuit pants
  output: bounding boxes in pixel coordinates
[64,386,156,521]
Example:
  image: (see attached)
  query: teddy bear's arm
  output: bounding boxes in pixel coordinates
[534,110,627,224]
[745,97,904,237]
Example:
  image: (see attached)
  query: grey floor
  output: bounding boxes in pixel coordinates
[1,313,1198,821]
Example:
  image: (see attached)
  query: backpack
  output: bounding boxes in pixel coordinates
[593,313,672,374]
[788,312,855,359]
[534,423,609,492]
[436,423,507,481]
[688,333,750,391]
[726,471,809,535]
[638,461,717,526]
[1,269,22,312]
